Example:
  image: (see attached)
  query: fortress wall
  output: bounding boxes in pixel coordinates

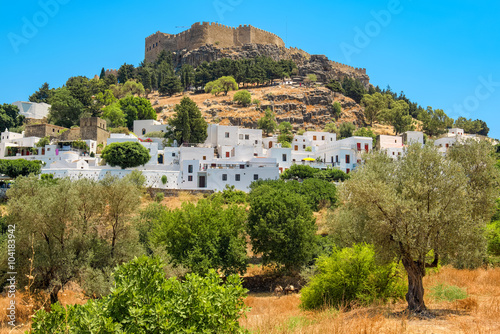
[249,26,285,47]
[236,24,252,45]
[205,22,238,47]
[145,22,285,62]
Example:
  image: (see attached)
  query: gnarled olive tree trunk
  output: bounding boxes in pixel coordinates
[402,258,426,313]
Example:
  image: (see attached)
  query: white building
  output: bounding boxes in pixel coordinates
[377,131,424,159]
[134,119,168,136]
[434,128,477,154]
[12,101,50,119]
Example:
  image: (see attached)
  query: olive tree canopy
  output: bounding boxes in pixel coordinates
[331,141,499,313]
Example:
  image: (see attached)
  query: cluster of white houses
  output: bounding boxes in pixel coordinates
[0,117,480,192]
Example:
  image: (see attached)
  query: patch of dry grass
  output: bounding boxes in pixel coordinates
[241,266,500,333]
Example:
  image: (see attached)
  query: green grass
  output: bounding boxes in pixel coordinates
[428,283,468,302]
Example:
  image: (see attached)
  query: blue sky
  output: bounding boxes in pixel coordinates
[1,0,499,138]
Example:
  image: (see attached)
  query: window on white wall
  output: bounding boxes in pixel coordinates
[235,174,240,181]
[222,174,227,181]
[225,132,230,138]
[188,165,193,173]
[253,174,259,181]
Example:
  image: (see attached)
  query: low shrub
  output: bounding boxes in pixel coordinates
[31,256,249,333]
[300,244,406,310]
[428,283,468,302]
[155,192,165,203]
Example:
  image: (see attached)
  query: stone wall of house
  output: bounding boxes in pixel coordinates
[80,117,110,147]
[25,123,67,138]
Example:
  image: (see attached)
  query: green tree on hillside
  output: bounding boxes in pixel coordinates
[159,75,183,96]
[339,122,355,139]
[0,104,25,131]
[180,64,195,90]
[47,87,87,128]
[257,108,277,136]
[205,76,238,96]
[332,101,342,119]
[418,107,454,137]
[29,82,55,103]
[166,96,208,145]
[117,63,136,84]
[380,99,415,134]
[277,121,294,145]
[233,90,252,106]
[361,92,389,126]
[118,95,156,129]
[101,102,126,128]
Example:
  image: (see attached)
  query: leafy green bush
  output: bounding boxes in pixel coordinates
[486,220,500,256]
[0,159,42,178]
[101,142,151,169]
[313,168,350,182]
[251,179,337,211]
[248,185,317,271]
[428,283,468,302]
[300,244,406,310]
[209,185,247,204]
[155,192,165,203]
[161,174,168,185]
[280,165,318,180]
[144,131,166,138]
[31,256,249,333]
[233,90,252,106]
[151,199,248,275]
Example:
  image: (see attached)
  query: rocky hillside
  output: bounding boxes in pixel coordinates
[171,44,370,88]
[153,85,372,132]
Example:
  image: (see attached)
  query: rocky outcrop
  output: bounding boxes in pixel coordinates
[171,44,369,87]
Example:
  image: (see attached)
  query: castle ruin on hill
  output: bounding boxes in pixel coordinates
[145,22,285,63]
[143,22,368,86]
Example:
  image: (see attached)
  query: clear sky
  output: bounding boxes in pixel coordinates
[1,0,499,138]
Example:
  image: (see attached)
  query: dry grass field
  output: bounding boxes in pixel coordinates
[1,266,499,333]
[240,266,500,334]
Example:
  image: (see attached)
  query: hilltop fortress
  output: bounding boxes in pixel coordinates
[145,22,285,63]
[144,22,368,86]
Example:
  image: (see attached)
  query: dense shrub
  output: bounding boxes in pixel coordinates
[281,165,349,182]
[250,179,337,211]
[300,244,406,310]
[101,142,151,169]
[31,256,249,333]
[247,186,317,271]
[486,221,500,256]
[233,90,252,106]
[209,185,247,204]
[151,199,248,275]
[0,159,42,178]
[281,165,318,180]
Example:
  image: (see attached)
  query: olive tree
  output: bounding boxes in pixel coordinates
[332,142,499,313]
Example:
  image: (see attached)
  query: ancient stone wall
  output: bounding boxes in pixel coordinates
[80,117,110,147]
[25,123,67,139]
[145,22,285,63]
